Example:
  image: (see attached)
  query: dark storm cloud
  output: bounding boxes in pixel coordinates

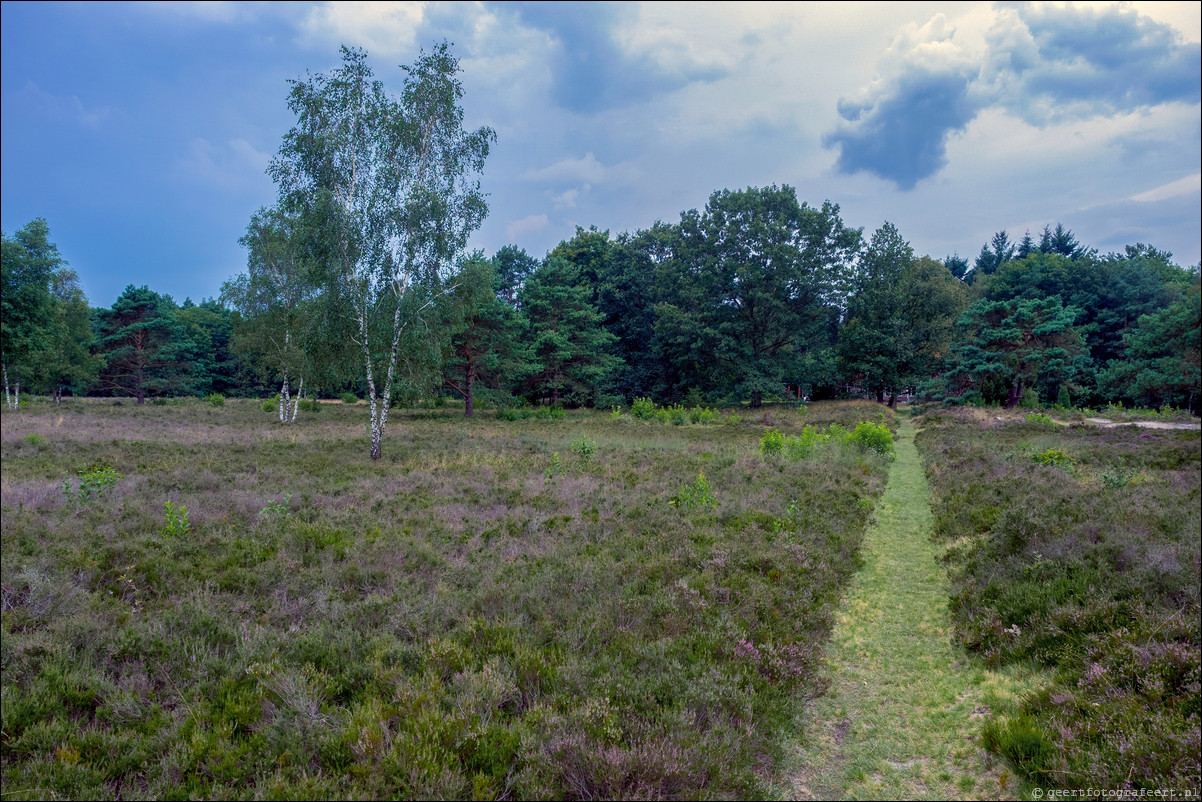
[498,1,726,114]
[826,3,1201,190]
[1002,3,1201,119]
[824,67,977,191]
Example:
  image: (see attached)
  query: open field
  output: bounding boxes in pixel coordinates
[1,399,892,800]
[915,408,1201,794]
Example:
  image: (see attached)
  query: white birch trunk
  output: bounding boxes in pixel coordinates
[279,376,290,424]
[3,364,11,410]
[289,377,303,423]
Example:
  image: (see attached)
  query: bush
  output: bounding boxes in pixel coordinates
[669,471,717,509]
[1025,412,1056,426]
[667,403,689,426]
[688,406,715,425]
[760,429,785,457]
[783,426,823,460]
[630,397,656,420]
[262,396,279,412]
[532,404,566,420]
[61,465,123,506]
[298,399,322,413]
[1019,388,1041,408]
[206,393,226,407]
[570,435,596,460]
[847,421,894,456]
[340,392,359,405]
[1032,448,1073,467]
[497,405,525,421]
[162,500,191,537]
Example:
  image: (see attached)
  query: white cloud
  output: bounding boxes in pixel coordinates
[553,185,590,209]
[1130,173,1202,203]
[522,152,639,186]
[175,137,271,192]
[505,213,549,240]
[299,1,426,58]
[19,81,110,128]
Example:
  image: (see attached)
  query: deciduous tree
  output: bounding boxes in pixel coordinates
[270,43,493,458]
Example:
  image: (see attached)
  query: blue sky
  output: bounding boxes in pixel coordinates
[2,1,1199,308]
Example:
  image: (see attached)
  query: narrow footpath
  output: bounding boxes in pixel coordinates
[784,420,1044,800]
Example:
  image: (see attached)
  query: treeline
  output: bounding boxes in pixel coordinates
[3,199,1199,415]
[3,44,1197,420]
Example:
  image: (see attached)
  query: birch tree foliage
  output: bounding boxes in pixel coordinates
[270,43,494,459]
[224,206,324,423]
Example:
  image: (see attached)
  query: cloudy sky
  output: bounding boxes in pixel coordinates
[2,1,1199,307]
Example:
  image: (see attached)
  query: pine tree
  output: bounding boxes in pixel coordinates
[519,256,619,406]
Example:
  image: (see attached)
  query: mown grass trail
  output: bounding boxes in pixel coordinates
[785,419,1044,800]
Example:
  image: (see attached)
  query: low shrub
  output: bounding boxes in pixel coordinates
[630,397,656,420]
[669,471,716,509]
[1024,412,1055,426]
[340,392,359,405]
[915,409,1201,790]
[162,500,191,536]
[570,435,596,461]
[1031,448,1073,467]
[760,429,785,457]
[847,421,894,456]
[206,393,226,407]
[61,464,123,506]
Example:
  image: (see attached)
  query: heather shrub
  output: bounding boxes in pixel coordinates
[916,408,1201,791]
[0,398,891,799]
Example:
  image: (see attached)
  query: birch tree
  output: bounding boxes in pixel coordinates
[224,207,318,423]
[271,44,493,458]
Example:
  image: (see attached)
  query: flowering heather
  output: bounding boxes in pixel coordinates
[917,407,1200,790]
[0,398,889,799]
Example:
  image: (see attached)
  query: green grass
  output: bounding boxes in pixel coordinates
[783,420,1048,801]
[1,398,894,799]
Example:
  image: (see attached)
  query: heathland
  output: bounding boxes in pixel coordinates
[2,399,1198,800]
[2,398,893,799]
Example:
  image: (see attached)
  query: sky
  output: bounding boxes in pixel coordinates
[2,1,1199,308]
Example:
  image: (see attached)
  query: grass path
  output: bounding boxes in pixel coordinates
[782,419,1045,800]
